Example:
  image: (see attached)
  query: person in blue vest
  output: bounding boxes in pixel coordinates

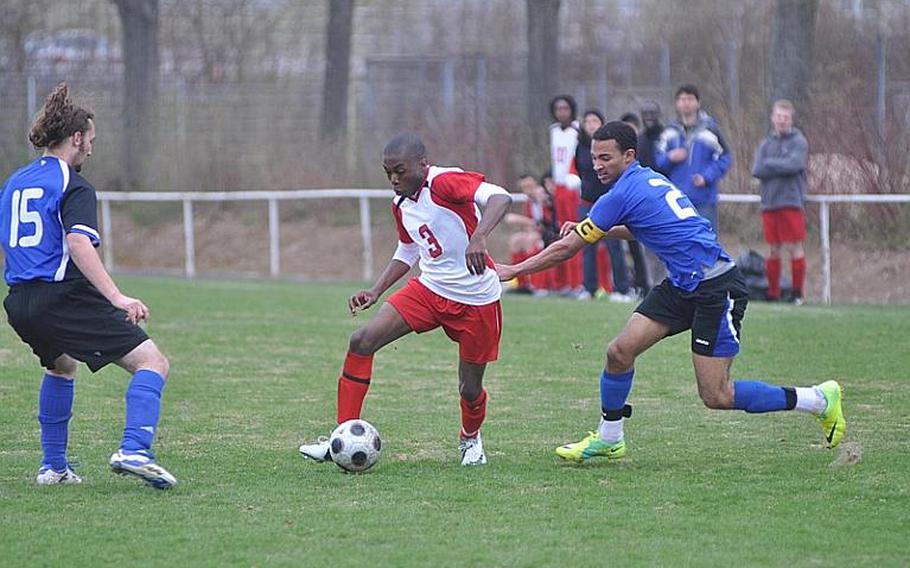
[655,84,732,231]
[495,121,845,461]
[1,83,176,488]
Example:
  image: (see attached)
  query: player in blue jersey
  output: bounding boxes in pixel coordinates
[1,84,176,488]
[496,121,845,461]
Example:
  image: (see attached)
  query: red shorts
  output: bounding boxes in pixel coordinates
[762,207,806,245]
[387,278,502,364]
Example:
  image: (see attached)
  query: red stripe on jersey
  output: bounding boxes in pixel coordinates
[429,172,483,237]
[391,202,413,243]
[429,171,495,268]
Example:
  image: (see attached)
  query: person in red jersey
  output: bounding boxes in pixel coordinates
[299,133,512,466]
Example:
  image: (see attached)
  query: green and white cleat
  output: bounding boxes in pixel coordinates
[816,380,846,448]
[555,432,626,462]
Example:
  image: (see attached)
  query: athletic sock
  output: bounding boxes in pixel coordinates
[121,370,166,453]
[337,351,373,423]
[794,386,827,414]
[599,369,634,442]
[791,256,806,297]
[733,380,796,413]
[766,257,782,300]
[38,374,74,472]
[460,389,487,439]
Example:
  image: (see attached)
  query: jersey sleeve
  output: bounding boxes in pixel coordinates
[60,179,100,247]
[574,186,626,243]
[431,171,485,205]
[472,181,509,207]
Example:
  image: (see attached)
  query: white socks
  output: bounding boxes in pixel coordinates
[794,386,827,414]
[598,418,624,444]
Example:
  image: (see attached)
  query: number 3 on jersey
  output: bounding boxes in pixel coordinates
[418,224,443,258]
[649,178,698,220]
[8,187,44,248]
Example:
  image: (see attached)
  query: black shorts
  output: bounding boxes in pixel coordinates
[635,267,749,357]
[4,279,149,372]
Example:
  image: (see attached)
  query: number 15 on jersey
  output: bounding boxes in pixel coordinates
[8,187,45,248]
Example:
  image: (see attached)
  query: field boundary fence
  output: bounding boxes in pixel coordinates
[97,190,910,305]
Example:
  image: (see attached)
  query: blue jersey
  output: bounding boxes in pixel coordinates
[575,161,730,292]
[1,156,101,285]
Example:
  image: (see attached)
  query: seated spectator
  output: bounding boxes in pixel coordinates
[505,173,559,295]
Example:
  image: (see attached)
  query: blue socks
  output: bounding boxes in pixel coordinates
[600,369,634,417]
[121,370,166,453]
[38,374,74,472]
[733,380,796,413]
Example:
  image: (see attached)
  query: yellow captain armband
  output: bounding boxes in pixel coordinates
[574,218,606,243]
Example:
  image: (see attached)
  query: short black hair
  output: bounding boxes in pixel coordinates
[620,112,641,129]
[549,95,577,120]
[383,132,427,160]
[592,121,638,153]
[518,172,537,181]
[675,83,700,100]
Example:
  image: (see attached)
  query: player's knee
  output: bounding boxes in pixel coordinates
[349,329,377,355]
[606,341,635,370]
[142,351,170,379]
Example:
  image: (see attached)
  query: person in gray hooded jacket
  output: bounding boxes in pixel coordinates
[752,99,809,303]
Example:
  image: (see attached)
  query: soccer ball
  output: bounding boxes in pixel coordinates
[329,419,382,473]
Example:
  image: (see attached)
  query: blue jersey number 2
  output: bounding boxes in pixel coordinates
[649,178,698,220]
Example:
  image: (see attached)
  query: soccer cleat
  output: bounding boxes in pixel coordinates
[109,449,177,489]
[816,380,846,448]
[36,465,82,486]
[298,436,333,463]
[555,432,626,462]
[459,432,487,466]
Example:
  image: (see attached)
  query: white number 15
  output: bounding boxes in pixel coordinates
[8,187,44,248]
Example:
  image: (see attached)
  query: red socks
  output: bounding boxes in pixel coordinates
[337,351,373,423]
[792,256,806,296]
[460,389,488,439]
[766,257,782,300]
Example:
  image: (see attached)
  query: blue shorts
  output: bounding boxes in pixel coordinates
[635,267,748,357]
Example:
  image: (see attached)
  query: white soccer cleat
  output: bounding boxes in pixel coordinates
[459,432,487,466]
[36,465,82,486]
[109,449,177,489]
[298,436,332,463]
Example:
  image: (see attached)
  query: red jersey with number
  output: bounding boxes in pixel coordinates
[391,166,501,306]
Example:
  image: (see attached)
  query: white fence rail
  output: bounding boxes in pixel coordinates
[97,190,910,305]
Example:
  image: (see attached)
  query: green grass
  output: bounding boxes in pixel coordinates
[1,277,909,567]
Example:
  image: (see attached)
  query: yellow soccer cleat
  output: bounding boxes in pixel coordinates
[555,431,626,462]
[816,380,846,448]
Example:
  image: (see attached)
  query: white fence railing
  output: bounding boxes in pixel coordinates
[97,190,910,305]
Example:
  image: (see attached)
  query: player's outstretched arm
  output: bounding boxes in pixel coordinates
[66,233,149,324]
[466,193,512,275]
[495,231,586,282]
[348,259,411,313]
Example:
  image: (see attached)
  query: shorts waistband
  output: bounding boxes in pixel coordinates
[702,259,736,281]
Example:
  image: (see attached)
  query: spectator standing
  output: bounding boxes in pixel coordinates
[548,95,584,296]
[572,110,633,301]
[620,111,654,297]
[656,84,732,232]
[752,99,809,304]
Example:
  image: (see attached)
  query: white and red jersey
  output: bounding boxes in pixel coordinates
[391,166,506,306]
[549,121,579,187]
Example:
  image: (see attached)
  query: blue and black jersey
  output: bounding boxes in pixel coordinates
[574,161,731,292]
[1,155,101,285]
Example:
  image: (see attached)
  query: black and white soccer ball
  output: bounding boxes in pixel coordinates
[329,419,382,473]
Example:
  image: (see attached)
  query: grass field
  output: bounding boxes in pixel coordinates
[1,276,909,567]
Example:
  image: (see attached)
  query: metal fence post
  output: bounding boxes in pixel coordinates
[268,198,280,277]
[819,200,831,305]
[183,199,196,278]
[100,198,114,271]
[359,196,373,282]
